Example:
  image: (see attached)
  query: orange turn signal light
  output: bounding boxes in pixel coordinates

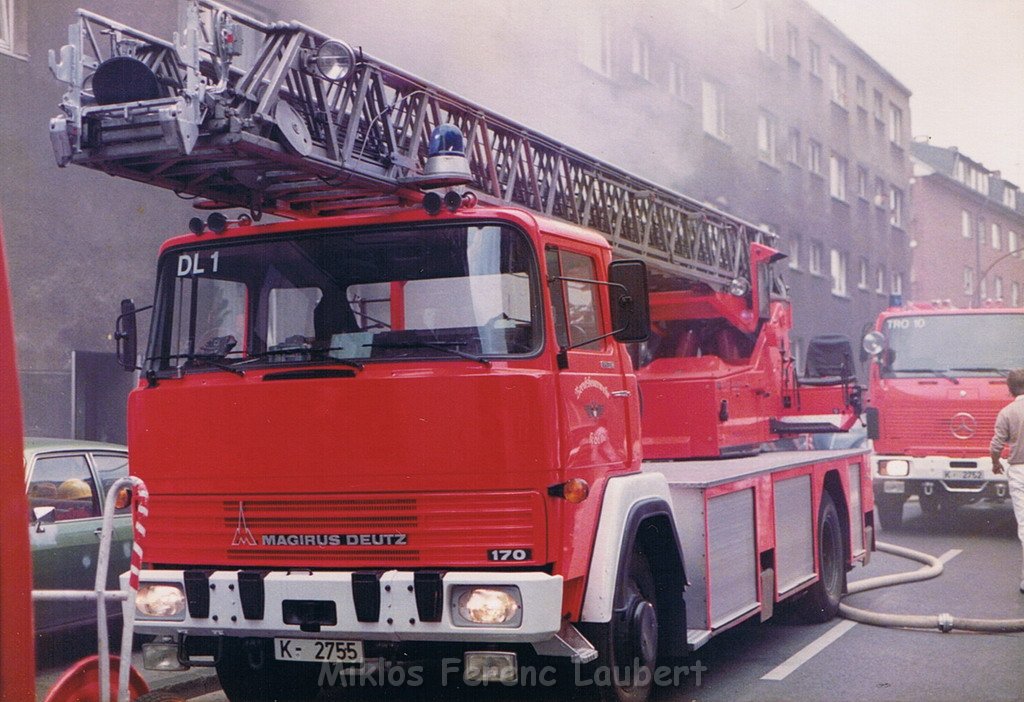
[114,487,133,510]
[548,478,590,504]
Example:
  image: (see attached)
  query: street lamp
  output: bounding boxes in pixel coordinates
[975,244,1024,306]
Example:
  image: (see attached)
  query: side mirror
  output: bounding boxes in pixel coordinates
[608,259,650,343]
[115,298,138,370]
[32,506,56,532]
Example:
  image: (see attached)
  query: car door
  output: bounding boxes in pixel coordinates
[89,451,133,592]
[27,451,102,632]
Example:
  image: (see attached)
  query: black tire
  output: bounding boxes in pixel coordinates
[215,637,322,702]
[580,551,659,702]
[918,491,956,526]
[792,491,846,624]
[875,493,905,530]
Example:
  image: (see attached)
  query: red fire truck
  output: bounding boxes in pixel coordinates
[864,302,1023,529]
[48,3,872,700]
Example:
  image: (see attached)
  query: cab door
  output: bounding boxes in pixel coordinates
[546,245,634,474]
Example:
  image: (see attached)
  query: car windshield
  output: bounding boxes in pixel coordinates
[880,313,1024,377]
[147,223,541,372]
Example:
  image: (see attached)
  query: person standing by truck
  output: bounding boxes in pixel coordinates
[990,368,1024,593]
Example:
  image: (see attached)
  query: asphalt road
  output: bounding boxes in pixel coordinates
[37,497,1024,702]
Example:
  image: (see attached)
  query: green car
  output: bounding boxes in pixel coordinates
[25,438,132,635]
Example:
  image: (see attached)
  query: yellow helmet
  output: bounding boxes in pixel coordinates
[57,478,93,500]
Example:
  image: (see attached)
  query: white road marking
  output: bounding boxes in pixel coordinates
[938,548,962,564]
[761,619,858,681]
[762,547,962,681]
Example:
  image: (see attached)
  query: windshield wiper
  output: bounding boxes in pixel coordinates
[369,340,491,366]
[948,366,1010,377]
[146,353,246,377]
[891,368,959,384]
[228,347,363,371]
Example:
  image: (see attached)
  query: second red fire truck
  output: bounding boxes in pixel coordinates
[48,3,873,700]
[864,302,1024,528]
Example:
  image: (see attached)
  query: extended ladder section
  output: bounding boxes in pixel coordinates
[48,1,773,292]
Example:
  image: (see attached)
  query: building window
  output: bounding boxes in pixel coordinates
[876,267,886,294]
[955,160,966,183]
[829,58,847,107]
[809,241,823,275]
[991,223,1001,250]
[962,210,973,238]
[976,216,986,241]
[963,267,974,296]
[756,5,775,57]
[0,0,12,55]
[579,13,613,76]
[858,258,869,290]
[857,166,868,199]
[786,23,799,60]
[888,104,903,146]
[855,76,867,109]
[758,111,777,165]
[788,236,801,270]
[891,271,904,296]
[668,59,686,98]
[830,249,848,296]
[829,153,847,201]
[702,80,727,139]
[872,89,884,122]
[787,127,801,165]
[1010,230,1020,256]
[808,41,821,77]
[1012,281,1020,307]
[994,276,1004,300]
[1004,187,1018,210]
[630,35,651,81]
[874,177,886,208]
[980,278,988,300]
[889,186,904,227]
[808,140,822,175]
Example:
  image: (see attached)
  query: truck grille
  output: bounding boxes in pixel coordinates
[880,407,999,455]
[143,491,546,569]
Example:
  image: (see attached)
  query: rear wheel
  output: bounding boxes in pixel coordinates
[875,492,905,530]
[581,551,659,702]
[216,637,322,702]
[792,492,846,623]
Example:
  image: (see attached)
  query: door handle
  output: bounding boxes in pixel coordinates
[611,390,631,398]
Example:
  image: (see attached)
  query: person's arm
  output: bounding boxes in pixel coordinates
[991,409,1009,474]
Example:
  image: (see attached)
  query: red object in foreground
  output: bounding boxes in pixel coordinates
[43,655,150,702]
[0,215,36,701]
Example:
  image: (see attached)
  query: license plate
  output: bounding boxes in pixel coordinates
[274,638,363,664]
[944,470,982,480]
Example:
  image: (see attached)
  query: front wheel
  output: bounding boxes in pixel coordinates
[216,637,322,702]
[791,491,846,623]
[581,551,659,702]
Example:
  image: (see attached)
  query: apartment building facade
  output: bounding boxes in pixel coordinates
[910,142,1024,307]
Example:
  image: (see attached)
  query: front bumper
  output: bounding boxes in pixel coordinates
[123,569,563,643]
[871,455,1009,497]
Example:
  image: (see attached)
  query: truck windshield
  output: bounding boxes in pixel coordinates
[147,223,541,372]
[880,313,1024,377]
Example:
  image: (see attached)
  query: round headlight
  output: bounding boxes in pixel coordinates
[457,588,520,625]
[312,40,355,82]
[862,331,886,357]
[136,584,186,619]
